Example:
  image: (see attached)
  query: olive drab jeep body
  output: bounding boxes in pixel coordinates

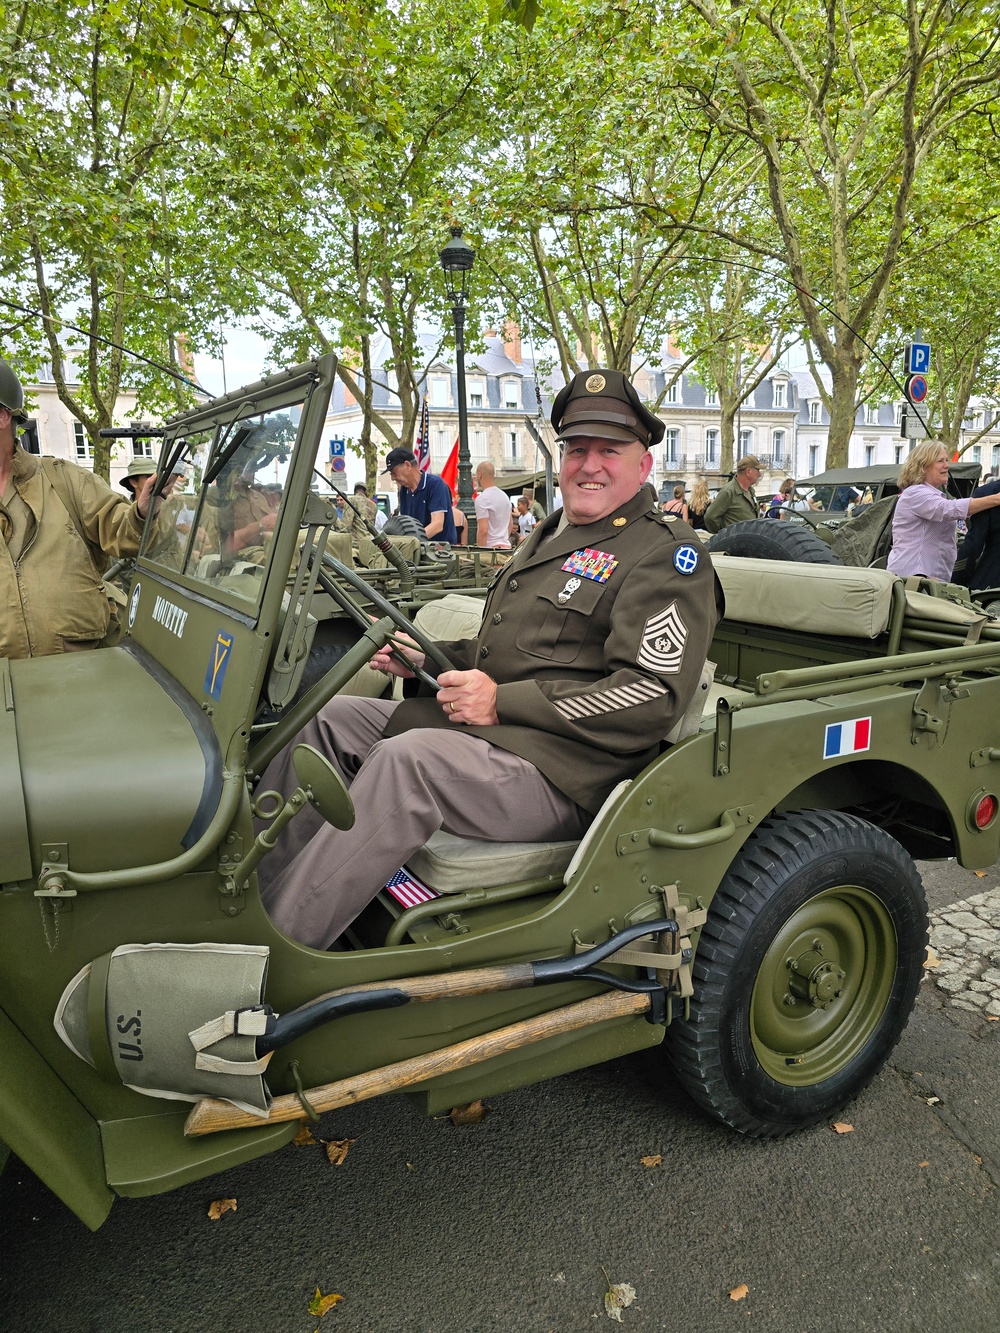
[3,356,1000,1229]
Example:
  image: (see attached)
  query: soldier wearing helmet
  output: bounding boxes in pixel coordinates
[0,359,167,658]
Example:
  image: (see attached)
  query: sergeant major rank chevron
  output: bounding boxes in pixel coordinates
[637,602,688,674]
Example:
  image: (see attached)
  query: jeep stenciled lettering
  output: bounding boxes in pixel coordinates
[151,595,188,639]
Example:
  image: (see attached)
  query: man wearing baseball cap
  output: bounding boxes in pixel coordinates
[256,368,723,950]
[704,454,763,532]
[383,447,457,544]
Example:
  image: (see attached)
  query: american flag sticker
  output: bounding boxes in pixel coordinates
[383,867,439,909]
[824,717,872,760]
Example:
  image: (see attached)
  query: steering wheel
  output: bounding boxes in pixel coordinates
[318,552,457,691]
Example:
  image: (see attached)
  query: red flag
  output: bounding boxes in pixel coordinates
[440,437,459,498]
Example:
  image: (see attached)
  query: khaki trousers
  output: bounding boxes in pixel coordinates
[255,697,589,949]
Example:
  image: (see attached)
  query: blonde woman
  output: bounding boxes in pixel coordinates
[688,476,711,530]
[887,441,1000,581]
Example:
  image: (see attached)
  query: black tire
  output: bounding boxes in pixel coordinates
[664,810,927,1137]
[706,519,843,565]
[382,514,427,540]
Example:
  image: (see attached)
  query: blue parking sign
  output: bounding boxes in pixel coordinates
[329,437,345,459]
[905,343,931,375]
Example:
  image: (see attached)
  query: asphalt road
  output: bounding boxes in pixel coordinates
[2,859,999,1333]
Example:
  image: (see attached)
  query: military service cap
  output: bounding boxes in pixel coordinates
[551,369,664,449]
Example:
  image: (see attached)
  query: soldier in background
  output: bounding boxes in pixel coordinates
[704,454,763,532]
[336,482,378,540]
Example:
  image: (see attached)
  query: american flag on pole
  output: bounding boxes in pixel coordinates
[413,394,431,473]
[383,866,439,908]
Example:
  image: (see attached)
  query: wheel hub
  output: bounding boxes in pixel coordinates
[786,944,847,1009]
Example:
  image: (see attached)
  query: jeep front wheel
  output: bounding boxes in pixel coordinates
[664,810,927,1137]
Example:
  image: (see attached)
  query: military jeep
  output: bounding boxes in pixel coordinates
[4,356,1000,1230]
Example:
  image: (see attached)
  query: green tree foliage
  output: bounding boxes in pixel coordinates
[0,0,240,477]
[675,0,1000,466]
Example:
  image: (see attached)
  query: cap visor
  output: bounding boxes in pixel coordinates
[556,421,646,445]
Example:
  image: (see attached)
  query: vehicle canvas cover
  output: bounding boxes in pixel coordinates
[53,943,272,1116]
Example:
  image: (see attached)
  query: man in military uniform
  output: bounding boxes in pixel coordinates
[336,482,378,540]
[257,368,723,949]
[0,360,163,658]
[704,454,763,532]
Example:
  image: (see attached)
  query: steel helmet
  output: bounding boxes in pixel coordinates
[0,359,28,424]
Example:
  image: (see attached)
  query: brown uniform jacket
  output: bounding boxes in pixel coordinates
[704,476,759,533]
[385,487,724,813]
[0,447,144,658]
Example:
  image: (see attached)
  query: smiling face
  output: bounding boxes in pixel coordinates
[558,436,652,525]
[923,449,950,489]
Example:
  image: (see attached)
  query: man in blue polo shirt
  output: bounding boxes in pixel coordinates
[383,447,458,543]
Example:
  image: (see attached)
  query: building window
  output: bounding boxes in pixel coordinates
[894,401,904,425]
[705,428,719,464]
[468,378,485,410]
[808,444,818,475]
[132,437,154,459]
[663,428,679,464]
[502,379,520,410]
[865,404,878,425]
[992,444,1000,472]
[429,376,449,408]
[809,400,820,424]
[739,428,754,453]
[772,429,785,456]
[973,445,982,464]
[663,379,680,405]
[864,444,875,466]
[773,380,786,409]
[74,422,91,460]
[704,384,718,407]
[505,429,519,460]
[895,445,904,465]
[971,411,984,429]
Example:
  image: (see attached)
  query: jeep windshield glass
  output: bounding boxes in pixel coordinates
[141,400,304,604]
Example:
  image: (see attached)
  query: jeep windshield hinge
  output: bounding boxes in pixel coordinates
[911,677,967,747]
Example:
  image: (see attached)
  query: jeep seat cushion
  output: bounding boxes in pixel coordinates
[712,554,898,639]
[407,829,580,894]
[412,593,486,643]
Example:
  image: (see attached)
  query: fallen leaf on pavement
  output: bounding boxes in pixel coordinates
[602,1273,637,1322]
[307,1287,343,1317]
[973,1153,983,1164]
[729,1283,749,1302]
[832,1122,854,1134]
[988,1016,1000,1022]
[294,1126,319,1147]
[926,1096,941,1106]
[207,1197,237,1220]
[923,947,941,969]
[919,1160,929,1167]
[640,1154,662,1168]
[447,1100,490,1127]
[322,1137,356,1167]
[974,871,988,878]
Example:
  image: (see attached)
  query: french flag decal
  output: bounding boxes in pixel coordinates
[824,717,871,760]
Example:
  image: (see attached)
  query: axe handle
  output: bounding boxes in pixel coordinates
[184,989,650,1137]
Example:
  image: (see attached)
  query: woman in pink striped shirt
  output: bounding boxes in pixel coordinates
[887,441,1000,583]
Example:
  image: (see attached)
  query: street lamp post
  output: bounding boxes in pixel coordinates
[439,225,477,544]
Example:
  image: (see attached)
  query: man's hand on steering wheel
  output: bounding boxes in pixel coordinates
[436,669,499,726]
[369,632,425,679]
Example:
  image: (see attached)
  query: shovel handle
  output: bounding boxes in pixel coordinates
[185,990,650,1137]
